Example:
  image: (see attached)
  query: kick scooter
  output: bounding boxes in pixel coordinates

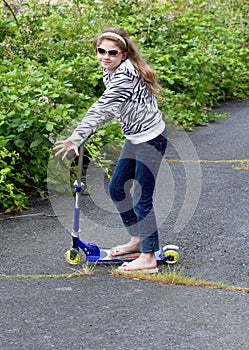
[64,138,179,265]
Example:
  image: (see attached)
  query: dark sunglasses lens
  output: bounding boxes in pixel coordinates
[97,48,106,54]
[108,50,119,56]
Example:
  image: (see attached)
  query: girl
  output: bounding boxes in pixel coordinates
[54,28,168,273]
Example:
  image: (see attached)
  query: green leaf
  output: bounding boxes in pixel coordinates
[45,122,54,132]
[14,139,25,148]
[30,139,41,148]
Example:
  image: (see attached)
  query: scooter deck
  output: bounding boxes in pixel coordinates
[98,248,141,263]
[88,248,166,263]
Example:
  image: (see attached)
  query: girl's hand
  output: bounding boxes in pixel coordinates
[53,139,79,160]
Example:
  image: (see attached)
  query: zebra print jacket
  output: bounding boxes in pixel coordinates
[68,59,165,146]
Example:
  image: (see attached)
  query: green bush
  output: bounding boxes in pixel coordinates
[0,136,27,212]
[0,0,248,211]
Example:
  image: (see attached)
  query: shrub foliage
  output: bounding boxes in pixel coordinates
[0,0,249,211]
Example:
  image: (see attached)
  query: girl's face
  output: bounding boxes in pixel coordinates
[96,39,127,77]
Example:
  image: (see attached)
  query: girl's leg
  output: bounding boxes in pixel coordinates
[118,130,168,271]
[108,141,140,254]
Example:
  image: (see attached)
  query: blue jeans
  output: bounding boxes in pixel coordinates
[108,128,168,253]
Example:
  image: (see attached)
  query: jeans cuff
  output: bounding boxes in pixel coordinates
[140,235,159,253]
[125,222,139,236]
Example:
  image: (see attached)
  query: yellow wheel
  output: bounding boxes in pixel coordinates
[65,249,81,265]
[162,245,179,264]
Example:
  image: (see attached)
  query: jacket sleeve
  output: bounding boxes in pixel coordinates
[68,72,134,146]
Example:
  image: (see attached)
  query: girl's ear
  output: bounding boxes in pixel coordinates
[122,52,128,61]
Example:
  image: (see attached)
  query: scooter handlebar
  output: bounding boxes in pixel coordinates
[66,133,93,160]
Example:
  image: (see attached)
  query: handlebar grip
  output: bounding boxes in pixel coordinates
[66,149,76,160]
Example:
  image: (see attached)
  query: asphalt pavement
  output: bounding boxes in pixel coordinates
[0,100,249,349]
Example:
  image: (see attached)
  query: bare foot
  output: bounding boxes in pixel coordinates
[110,236,140,257]
[118,252,157,273]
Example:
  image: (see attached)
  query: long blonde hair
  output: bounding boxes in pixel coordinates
[93,28,161,95]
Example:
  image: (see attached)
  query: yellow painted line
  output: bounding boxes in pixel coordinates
[163,159,249,164]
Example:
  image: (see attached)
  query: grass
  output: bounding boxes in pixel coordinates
[112,266,249,293]
[1,263,248,293]
[39,261,249,294]
[0,262,96,279]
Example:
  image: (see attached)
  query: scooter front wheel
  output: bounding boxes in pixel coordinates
[65,249,81,265]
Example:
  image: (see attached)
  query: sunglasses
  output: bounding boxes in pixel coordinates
[97,47,121,57]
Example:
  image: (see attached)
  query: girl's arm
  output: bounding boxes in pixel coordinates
[54,72,134,159]
[68,73,134,145]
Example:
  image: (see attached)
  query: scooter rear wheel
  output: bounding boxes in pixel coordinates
[162,245,179,264]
